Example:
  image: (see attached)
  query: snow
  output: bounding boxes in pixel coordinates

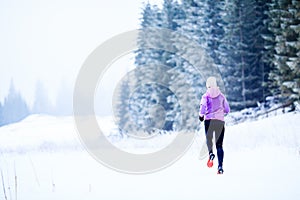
[226,112,300,150]
[0,112,300,200]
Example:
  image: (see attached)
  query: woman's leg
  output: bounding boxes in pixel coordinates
[215,122,225,167]
[204,120,213,154]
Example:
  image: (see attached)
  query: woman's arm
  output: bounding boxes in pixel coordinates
[199,95,207,117]
[223,96,230,114]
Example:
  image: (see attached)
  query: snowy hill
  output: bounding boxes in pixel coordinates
[226,112,300,150]
[0,112,300,200]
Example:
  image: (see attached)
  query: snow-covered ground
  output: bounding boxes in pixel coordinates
[0,112,300,200]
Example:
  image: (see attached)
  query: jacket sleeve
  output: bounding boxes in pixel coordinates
[223,96,230,114]
[199,95,207,117]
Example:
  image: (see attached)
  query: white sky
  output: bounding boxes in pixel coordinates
[0,0,162,106]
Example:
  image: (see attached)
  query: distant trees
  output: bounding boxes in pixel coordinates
[54,80,73,116]
[0,79,73,126]
[32,80,53,114]
[0,80,29,126]
[0,99,3,125]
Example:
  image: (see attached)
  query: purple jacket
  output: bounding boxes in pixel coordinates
[199,87,230,121]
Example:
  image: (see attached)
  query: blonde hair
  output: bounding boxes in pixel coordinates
[206,76,218,88]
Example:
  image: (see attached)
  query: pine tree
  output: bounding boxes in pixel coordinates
[201,0,226,67]
[169,0,213,130]
[158,0,185,130]
[266,0,300,101]
[219,0,267,109]
[135,3,163,69]
[113,76,134,135]
[257,0,274,101]
[113,3,165,134]
[1,80,29,126]
[54,80,72,116]
[0,101,3,126]
[134,3,165,132]
[242,0,268,106]
[131,1,185,132]
[218,0,243,109]
[32,80,52,114]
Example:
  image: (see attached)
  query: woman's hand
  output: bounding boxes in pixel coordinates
[199,116,204,122]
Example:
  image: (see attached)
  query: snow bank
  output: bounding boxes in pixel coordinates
[226,112,300,151]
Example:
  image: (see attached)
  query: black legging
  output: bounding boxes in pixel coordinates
[204,119,225,167]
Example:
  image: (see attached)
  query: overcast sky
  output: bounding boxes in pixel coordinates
[0,0,162,107]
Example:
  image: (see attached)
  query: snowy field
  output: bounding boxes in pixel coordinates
[0,112,300,200]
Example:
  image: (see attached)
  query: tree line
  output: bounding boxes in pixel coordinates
[0,80,72,126]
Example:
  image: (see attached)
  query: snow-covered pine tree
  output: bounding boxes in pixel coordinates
[54,80,72,116]
[266,0,300,102]
[263,0,282,97]
[289,0,300,100]
[113,4,160,135]
[113,76,132,136]
[133,3,167,132]
[135,3,163,69]
[159,0,186,130]
[32,80,53,114]
[0,101,3,126]
[130,1,185,132]
[218,0,243,109]
[169,0,219,130]
[114,3,169,134]
[1,80,29,126]
[219,0,267,110]
[257,0,274,101]
[243,0,269,106]
[201,0,226,67]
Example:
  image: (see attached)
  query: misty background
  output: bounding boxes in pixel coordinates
[0,0,163,126]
